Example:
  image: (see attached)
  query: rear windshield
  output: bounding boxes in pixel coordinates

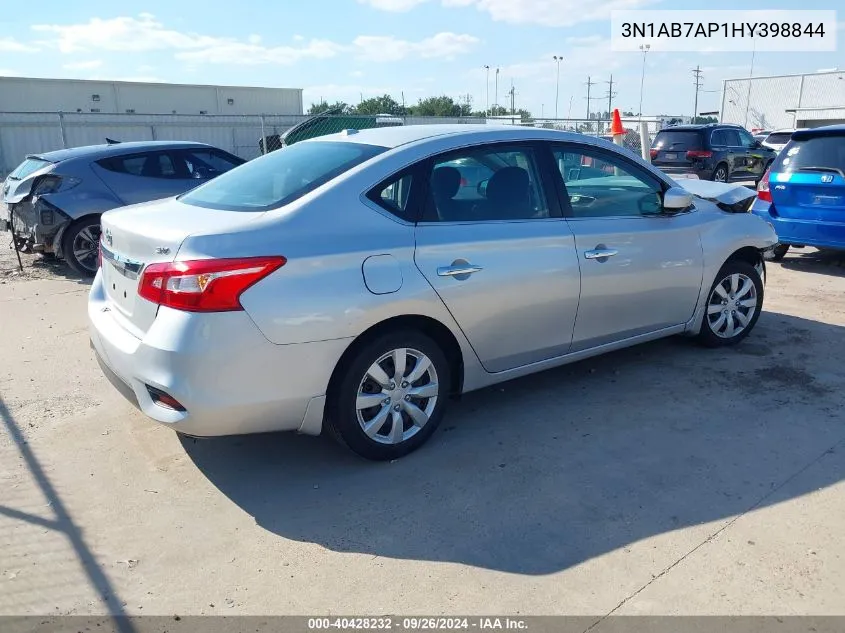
[773,136,845,174]
[9,158,51,180]
[765,132,793,145]
[180,141,386,211]
[652,131,702,150]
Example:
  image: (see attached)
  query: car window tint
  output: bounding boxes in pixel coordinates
[723,130,742,146]
[711,130,726,145]
[182,150,242,178]
[158,154,176,177]
[424,146,549,222]
[773,135,845,173]
[738,130,756,148]
[368,173,415,220]
[553,148,662,218]
[181,141,386,212]
[765,132,793,145]
[652,131,702,150]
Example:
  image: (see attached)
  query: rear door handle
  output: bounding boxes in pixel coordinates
[584,249,618,260]
[437,264,483,277]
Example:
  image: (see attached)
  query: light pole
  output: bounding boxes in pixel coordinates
[494,67,500,115]
[483,65,490,116]
[553,55,563,119]
[638,44,650,118]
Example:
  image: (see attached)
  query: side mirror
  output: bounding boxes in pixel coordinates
[663,186,693,212]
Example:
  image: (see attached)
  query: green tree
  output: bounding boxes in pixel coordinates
[307,100,351,115]
[353,94,405,115]
[409,95,470,117]
[692,115,718,124]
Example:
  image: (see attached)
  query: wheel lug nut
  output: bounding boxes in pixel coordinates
[383,398,390,405]
[393,404,401,411]
[389,382,395,390]
[404,395,410,401]
[401,381,409,388]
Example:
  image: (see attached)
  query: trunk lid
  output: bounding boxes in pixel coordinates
[769,132,845,223]
[651,130,703,167]
[100,197,265,337]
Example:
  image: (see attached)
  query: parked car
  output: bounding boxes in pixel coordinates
[650,123,777,184]
[89,125,777,460]
[1,141,244,275]
[752,125,845,260]
[753,129,773,144]
[761,128,801,154]
[260,109,404,152]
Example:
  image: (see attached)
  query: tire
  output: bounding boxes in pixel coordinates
[698,260,764,348]
[61,216,101,276]
[770,243,790,261]
[711,163,729,183]
[327,330,451,460]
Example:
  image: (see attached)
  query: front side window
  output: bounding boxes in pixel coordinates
[553,147,663,218]
[738,130,757,148]
[423,146,549,222]
[181,149,243,179]
[180,141,386,212]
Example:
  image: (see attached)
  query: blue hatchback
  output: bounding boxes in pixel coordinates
[752,125,845,260]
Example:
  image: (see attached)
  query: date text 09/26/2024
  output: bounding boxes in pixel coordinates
[307,618,528,630]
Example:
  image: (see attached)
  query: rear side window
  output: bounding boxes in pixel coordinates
[722,130,742,146]
[180,141,386,212]
[368,172,416,221]
[181,150,243,178]
[97,152,189,179]
[652,131,702,151]
[9,158,52,180]
[773,136,845,174]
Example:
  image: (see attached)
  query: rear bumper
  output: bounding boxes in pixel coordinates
[88,270,353,437]
[751,200,845,249]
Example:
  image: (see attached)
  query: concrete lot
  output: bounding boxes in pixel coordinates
[1,245,844,618]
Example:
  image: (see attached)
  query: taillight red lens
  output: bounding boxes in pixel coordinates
[649,148,658,160]
[685,150,713,159]
[757,167,773,203]
[138,256,286,312]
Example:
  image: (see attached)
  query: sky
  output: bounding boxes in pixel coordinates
[0,0,842,119]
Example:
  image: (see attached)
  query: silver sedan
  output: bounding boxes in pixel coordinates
[89,125,778,460]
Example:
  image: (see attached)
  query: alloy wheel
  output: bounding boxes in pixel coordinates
[72,225,101,273]
[706,272,758,339]
[355,347,439,445]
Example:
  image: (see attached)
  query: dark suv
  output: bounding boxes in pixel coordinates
[651,124,777,183]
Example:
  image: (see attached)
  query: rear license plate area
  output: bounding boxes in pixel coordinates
[103,261,140,317]
[664,153,678,160]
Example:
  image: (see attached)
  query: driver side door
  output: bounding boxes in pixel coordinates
[551,144,705,351]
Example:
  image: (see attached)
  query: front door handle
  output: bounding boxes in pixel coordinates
[437,263,483,277]
[584,248,618,260]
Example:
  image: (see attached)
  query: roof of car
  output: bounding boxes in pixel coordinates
[792,124,845,140]
[307,124,593,149]
[32,140,214,162]
[657,123,744,132]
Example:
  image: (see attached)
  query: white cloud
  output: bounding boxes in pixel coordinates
[62,59,103,70]
[0,68,22,77]
[354,32,479,62]
[0,37,38,53]
[176,39,344,65]
[29,14,476,66]
[363,0,657,26]
[32,14,226,53]
[357,0,429,11]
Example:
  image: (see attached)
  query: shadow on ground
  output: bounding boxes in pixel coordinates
[780,248,845,278]
[183,311,845,575]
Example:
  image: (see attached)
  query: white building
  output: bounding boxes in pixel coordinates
[0,76,303,116]
[721,69,845,131]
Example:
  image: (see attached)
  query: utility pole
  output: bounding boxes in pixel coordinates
[605,74,617,120]
[495,67,500,115]
[692,65,703,122]
[553,55,563,119]
[483,65,490,116]
[586,76,597,121]
[508,80,516,117]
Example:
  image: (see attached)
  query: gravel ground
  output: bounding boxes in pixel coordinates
[1,240,844,619]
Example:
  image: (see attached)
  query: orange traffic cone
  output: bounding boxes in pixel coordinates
[610,108,624,146]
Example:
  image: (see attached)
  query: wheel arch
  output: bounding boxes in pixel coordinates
[326,314,465,406]
[55,212,102,260]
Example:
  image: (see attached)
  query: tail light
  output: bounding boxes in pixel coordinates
[32,174,82,195]
[138,256,286,312]
[649,148,658,160]
[685,150,713,159]
[757,166,772,203]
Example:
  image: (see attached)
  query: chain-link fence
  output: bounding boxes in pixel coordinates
[722,70,845,132]
[0,111,670,177]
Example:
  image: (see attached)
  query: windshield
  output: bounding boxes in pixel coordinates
[180,141,386,211]
[9,158,52,180]
[652,131,702,150]
[773,136,845,174]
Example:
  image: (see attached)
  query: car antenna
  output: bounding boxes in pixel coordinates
[105,137,121,145]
